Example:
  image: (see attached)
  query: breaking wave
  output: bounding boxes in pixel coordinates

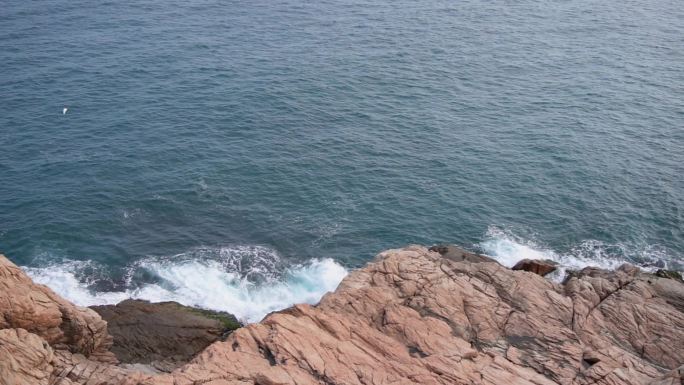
[478,226,676,281]
[21,229,678,323]
[23,246,348,323]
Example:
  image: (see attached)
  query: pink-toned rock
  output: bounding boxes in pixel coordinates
[0,328,53,385]
[1,247,683,385]
[0,254,115,362]
[138,246,684,385]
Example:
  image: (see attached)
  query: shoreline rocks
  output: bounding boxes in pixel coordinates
[656,269,683,281]
[1,247,683,385]
[512,258,558,276]
[90,299,241,372]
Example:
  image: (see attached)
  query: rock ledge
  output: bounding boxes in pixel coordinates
[1,247,683,385]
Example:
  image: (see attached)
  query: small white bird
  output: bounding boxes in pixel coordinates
[62,107,68,115]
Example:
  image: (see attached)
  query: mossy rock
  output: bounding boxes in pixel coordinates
[185,306,242,331]
[91,299,243,368]
[655,269,683,281]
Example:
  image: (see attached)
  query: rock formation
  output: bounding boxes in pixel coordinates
[91,299,241,372]
[0,246,682,385]
[512,258,558,276]
[0,253,125,385]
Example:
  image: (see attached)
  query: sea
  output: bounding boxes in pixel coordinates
[1,0,682,322]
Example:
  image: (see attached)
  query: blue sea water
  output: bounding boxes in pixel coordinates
[1,0,683,321]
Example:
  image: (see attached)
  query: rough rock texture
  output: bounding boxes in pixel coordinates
[656,269,683,281]
[0,254,124,385]
[429,244,494,264]
[0,255,115,361]
[1,247,683,385]
[512,258,558,276]
[91,299,241,372]
[0,328,53,385]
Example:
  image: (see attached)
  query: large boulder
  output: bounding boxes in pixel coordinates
[0,254,115,362]
[512,258,558,276]
[90,299,241,372]
[0,254,131,385]
[0,328,53,385]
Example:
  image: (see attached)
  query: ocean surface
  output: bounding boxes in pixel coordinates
[1,0,682,322]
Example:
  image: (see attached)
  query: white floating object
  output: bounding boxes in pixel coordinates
[62,107,68,115]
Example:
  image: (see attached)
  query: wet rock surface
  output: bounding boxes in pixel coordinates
[1,247,683,385]
[90,299,241,372]
[512,258,558,276]
[656,269,683,281]
[429,244,496,263]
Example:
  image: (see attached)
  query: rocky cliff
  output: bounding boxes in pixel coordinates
[1,246,682,385]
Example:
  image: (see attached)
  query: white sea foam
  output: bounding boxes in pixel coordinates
[478,226,668,281]
[24,260,131,305]
[24,247,348,323]
[24,233,674,322]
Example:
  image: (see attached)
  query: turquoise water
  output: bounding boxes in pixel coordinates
[1,0,683,320]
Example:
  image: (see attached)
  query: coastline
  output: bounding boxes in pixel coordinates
[1,245,682,385]
[19,227,681,326]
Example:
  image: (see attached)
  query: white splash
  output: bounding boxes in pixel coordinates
[478,226,666,281]
[24,260,130,305]
[24,247,348,323]
[62,107,68,115]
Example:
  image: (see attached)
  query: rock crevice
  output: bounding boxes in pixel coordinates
[0,246,682,385]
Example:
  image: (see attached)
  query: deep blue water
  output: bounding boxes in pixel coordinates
[1,0,683,320]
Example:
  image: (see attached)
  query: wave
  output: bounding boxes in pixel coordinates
[22,230,676,323]
[478,226,674,281]
[23,246,348,323]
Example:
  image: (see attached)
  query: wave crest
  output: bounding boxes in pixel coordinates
[23,246,348,323]
[478,226,675,280]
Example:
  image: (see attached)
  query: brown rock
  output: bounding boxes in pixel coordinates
[1,247,683,385]
[512,258,558,276]
[656,269,683,281]
[648,365,684,385]
[141,246,684,385]
[565,264,684,372]
[0,328,53,385]
[0,254,115,362]
[0,254,132,385]
[429,244,497,263]
[90,299,241,372]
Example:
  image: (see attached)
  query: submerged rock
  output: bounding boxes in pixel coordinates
[512,258,558,276]
[90,300,241,372]
[1,247,683,385]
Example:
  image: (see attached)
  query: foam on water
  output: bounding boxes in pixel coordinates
[23,260,131,305]
[24,246,348,323]
[478,226,671,281]
[21,231,677,322]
